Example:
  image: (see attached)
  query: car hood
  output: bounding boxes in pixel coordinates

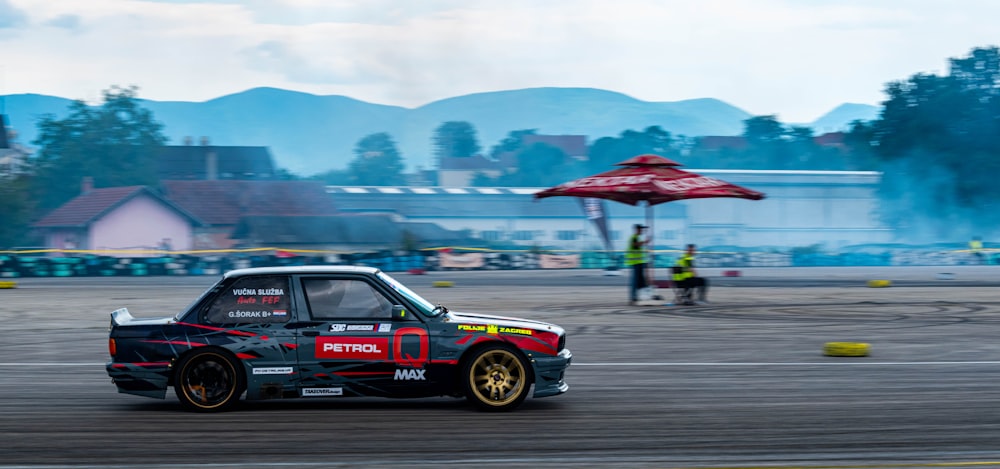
[445,311,565,335]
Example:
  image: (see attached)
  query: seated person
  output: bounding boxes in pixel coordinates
[673,244,709,304]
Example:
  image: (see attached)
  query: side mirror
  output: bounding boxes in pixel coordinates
[391,305,408,321]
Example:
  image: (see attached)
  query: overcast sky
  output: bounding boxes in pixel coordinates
[2,0,998,123]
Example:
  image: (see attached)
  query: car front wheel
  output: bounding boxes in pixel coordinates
[174,350,243,412]
[463,344,530,411]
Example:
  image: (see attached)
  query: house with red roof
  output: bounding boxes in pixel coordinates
[31,179,202,254]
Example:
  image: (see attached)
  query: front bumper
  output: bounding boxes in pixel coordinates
[531,348,572,398]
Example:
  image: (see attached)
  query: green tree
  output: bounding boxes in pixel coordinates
[0,175,36,247]
[432,121,481,164]
[30,85,167,214]
[846,46,1000,239]
[496,143,575,186]
[586,126,680,172]
[488,129,536,158]
[348,132,405,185]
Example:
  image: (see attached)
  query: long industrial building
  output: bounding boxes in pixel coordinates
[325,170,892,250]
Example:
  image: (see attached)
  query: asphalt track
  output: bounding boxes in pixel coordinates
[3,266,1000,468]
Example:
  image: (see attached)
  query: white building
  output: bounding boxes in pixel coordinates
[325,170,892,251]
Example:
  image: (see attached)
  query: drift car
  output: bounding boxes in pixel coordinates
[106,266,571,412]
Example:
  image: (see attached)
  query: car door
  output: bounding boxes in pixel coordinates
[294,274,431,398]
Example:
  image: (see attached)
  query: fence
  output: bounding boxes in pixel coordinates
[0,246,994,278]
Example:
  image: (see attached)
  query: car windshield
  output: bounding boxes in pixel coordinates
[377,271,441,317]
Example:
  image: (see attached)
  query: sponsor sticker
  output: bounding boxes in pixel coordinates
[272,310,287,317]
[329,324,346,332]
[346,324,375,331]
[377,323,392,333]
[252,367,293,375]
[394,368,426,381]
[316,337,389,359]
[460,324,532,336]
[302,387,343,397]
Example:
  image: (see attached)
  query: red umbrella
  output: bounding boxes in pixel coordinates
[534,154,765,206]
[534,154,765,282]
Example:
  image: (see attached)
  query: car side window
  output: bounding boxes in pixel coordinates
[303,278,393,319]
[204,275,291,324]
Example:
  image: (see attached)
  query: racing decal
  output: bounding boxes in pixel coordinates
[316,337,389,360]
[392,327,428,368]
[301,387,343,397]
[143,339,207,347]
[252,367,294,375]
[501,333,559,356]
[394,369,426,381]
[176,322,257,337]
[457,324,533,336]
[205,276,291,324]
[328,324,386,332]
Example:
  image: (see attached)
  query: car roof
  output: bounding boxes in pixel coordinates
[224,265,381,279]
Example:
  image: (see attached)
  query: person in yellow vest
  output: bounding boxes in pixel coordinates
[673,244,709,304]
[970,236,984,264]
[626,224,649,305]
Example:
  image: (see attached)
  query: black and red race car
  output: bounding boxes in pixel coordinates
[106,266,571,412]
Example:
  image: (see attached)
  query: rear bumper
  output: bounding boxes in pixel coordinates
[106,362,170,399]
[531,348,571,398]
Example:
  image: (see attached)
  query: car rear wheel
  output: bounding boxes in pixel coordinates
[463,344,530,411]
[174,350,243,412]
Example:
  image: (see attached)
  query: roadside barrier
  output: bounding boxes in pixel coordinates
[0,247,993,278]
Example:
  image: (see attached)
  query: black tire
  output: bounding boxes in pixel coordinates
[463,344,530,411]
[173,350,244,412]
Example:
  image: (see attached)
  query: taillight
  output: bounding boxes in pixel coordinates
[108,338,116,357]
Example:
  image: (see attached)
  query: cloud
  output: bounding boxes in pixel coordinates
[44,14,82,31]
[0,0,28,28]
[241,40,348,84]
[4,0,1000,121]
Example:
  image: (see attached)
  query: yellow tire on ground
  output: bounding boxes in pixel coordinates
[432,281,455,288]
[823,342,870,357]
[866,279,891,288]
[0,281,17,289]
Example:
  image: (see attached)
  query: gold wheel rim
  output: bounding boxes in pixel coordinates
[182,353,236,409]
[469,349,525,406]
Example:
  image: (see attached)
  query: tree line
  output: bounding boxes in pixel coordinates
[2,46,999,247]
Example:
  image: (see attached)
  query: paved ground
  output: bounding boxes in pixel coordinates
[3,267,1000,468]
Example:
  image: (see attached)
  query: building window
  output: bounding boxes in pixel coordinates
[480,230,502,241]
[512,230,535,241]
[556,230,579,241]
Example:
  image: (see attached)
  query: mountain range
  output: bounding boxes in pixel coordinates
[0,87,879,176]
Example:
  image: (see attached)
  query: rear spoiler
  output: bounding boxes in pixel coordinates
[110,308,134,327]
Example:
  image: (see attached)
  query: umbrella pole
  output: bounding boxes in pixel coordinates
[646,203,654,291]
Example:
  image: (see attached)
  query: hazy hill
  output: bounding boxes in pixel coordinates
[808,103,880,133]
[1,87,878,176]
